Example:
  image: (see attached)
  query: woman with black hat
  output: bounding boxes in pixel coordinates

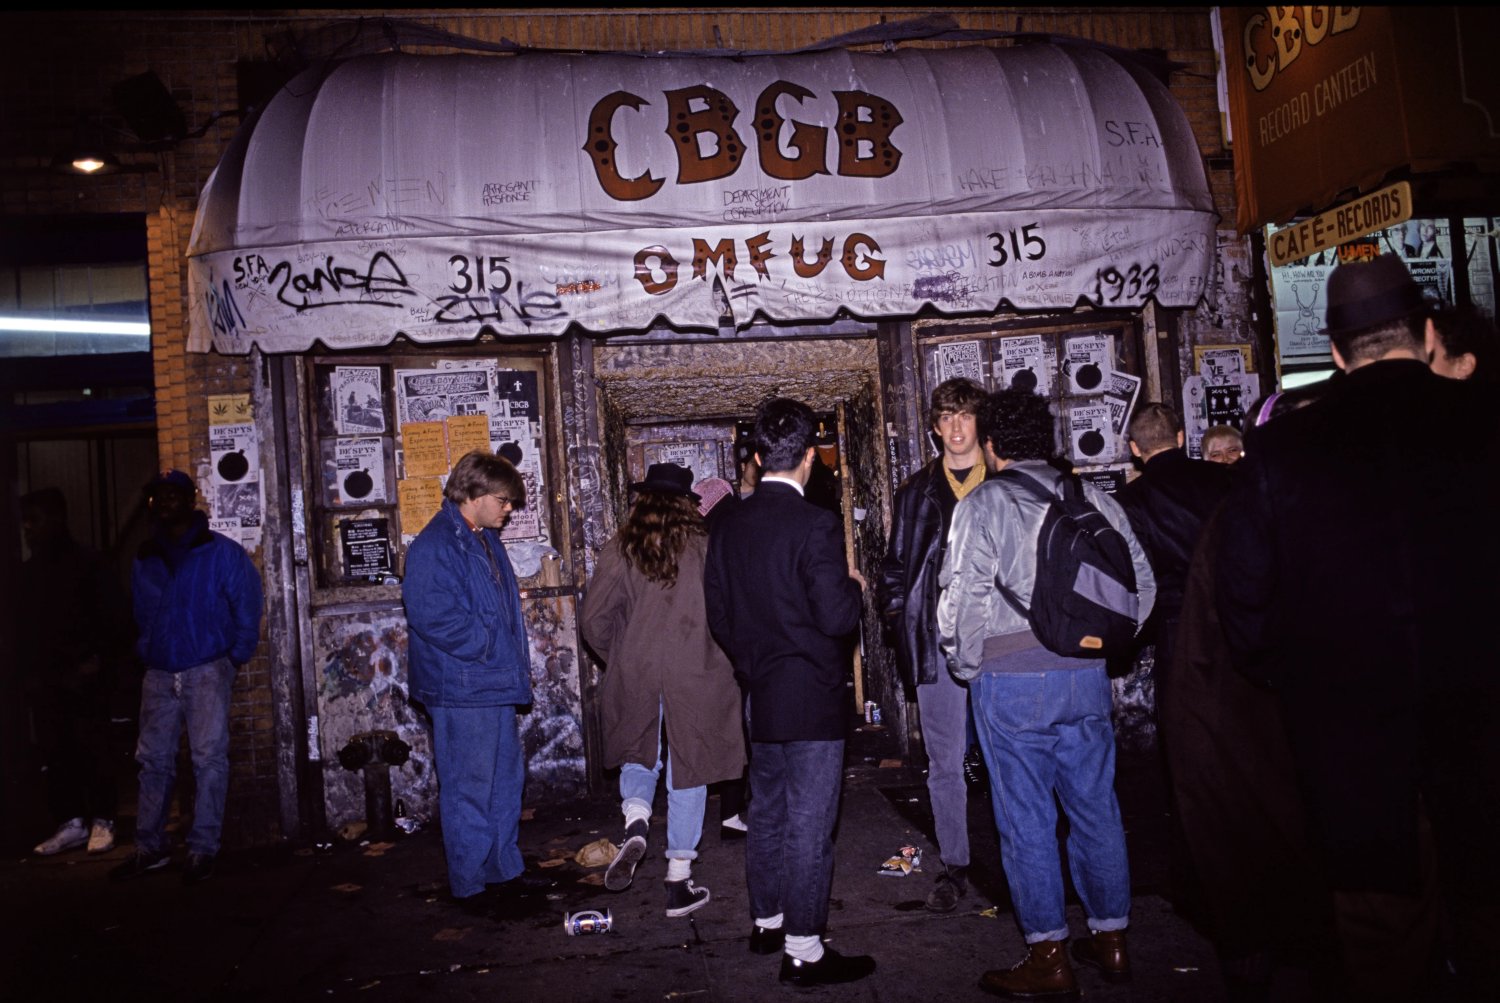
[579,462,747,918]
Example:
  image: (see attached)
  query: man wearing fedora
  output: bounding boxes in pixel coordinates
[705,396,876,988]
[1216,254,1500,999]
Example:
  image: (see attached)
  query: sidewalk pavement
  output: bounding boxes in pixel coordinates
[2,722,1232,1002]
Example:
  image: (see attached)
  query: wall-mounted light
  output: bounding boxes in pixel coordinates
[53,151,122,175]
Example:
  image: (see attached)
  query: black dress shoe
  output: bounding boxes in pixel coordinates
[779,946,876,987]
[749,924,786,955]
[495,870,557,896]
[451,891,497,918]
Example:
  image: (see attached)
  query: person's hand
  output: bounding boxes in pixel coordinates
[848,566,868,591]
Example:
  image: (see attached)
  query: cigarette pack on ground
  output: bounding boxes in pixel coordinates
[878,844,922,877]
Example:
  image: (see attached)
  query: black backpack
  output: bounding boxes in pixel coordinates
[994,468,1141,659]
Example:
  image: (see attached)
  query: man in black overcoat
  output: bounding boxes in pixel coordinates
[1216,254,1500,1000]
[704,396,875,989]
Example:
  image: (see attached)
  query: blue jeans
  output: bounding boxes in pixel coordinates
[971,666,1130,943]
[429,704,526,898]
[134,657,236,857]
[620,744,706,861]
[746,739,844,937]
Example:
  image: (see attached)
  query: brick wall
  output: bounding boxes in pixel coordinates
[0,8,1231,846]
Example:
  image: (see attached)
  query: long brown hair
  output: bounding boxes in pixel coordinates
[619,490,704,586]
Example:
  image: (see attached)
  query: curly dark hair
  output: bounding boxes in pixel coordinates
[978,389,1056,462]
[619,490,705,586]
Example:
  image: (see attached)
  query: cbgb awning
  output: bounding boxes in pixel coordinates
[187,41,1217,354]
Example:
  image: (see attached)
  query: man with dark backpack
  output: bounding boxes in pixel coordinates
[939,389,1155,999]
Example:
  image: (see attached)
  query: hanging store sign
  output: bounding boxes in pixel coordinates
[1267,181,1412,267]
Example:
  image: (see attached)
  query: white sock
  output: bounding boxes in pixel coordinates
[755,913,784,930]
[785,934,824,963]
[666,858,691,882]
[622,798,651,829]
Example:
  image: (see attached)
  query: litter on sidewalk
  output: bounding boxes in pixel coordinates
[878,844,921,877]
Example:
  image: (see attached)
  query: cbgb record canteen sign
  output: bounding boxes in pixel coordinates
[188,45,1215,354]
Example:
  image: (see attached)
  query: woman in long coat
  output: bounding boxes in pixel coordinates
[580,462,746,918]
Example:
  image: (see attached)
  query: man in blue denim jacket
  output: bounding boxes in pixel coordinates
[111,469,263,885]
[403,450,550,914]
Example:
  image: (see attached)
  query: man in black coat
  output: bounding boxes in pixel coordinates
[1216,254,1500,1000]
[1117,401,1233,671]
[876,376,989,913]
[705,396,875,989]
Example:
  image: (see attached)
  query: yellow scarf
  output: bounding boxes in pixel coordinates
[944,461,985,501]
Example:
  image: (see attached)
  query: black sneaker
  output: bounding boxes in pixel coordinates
[605,821,648,892]
[663,879,710,918]
[182,853,217,885]
[749,924,786,955]
[779,946,877,987]
[109,850,172,882]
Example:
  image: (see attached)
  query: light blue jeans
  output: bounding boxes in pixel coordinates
[620,741,706,861]
[134,657,236,857]
[429,704,526,898]
[971,666,1130,943]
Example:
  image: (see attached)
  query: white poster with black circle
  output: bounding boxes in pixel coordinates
[210,422,258,487]
[1068,402,1120,464]
[1063,334,1112,395]
[998,334,1052,396]
[335,437,387,505]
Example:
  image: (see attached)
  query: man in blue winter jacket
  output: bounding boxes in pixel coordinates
[403,450,552,915]
[111,469,262,884]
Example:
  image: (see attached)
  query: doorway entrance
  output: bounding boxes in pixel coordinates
[584,333,903,758]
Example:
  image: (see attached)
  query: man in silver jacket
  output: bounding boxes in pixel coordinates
[938,388,1154,1000]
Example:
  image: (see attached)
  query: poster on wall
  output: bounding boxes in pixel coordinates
[332,366,386,435]
[335,438,387,505]
[935,340,986,385]
[647,441,721,488]
[1067,402,1119,463]
[339,518,394,578]
[1102,371,1142,435]
[208,393,253,427]
[208,416,264,550]
[1062,335,1112,394]
[395,367,492,425]
[998,334,1051,395]
[397,476,443,539]
[1182,366,1258,458]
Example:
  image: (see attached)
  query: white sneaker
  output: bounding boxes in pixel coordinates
[722,814,748,832]
[34,817,89,856]
[87,819,116,854]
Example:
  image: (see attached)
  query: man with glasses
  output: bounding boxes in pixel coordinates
[403,450,552,916]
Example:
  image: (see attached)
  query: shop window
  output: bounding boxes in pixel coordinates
[304,348,557,591]
[1266,216,1499,380]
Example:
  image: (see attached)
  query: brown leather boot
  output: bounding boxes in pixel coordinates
[1070,929,1132,984]
[978,940,1079,999]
